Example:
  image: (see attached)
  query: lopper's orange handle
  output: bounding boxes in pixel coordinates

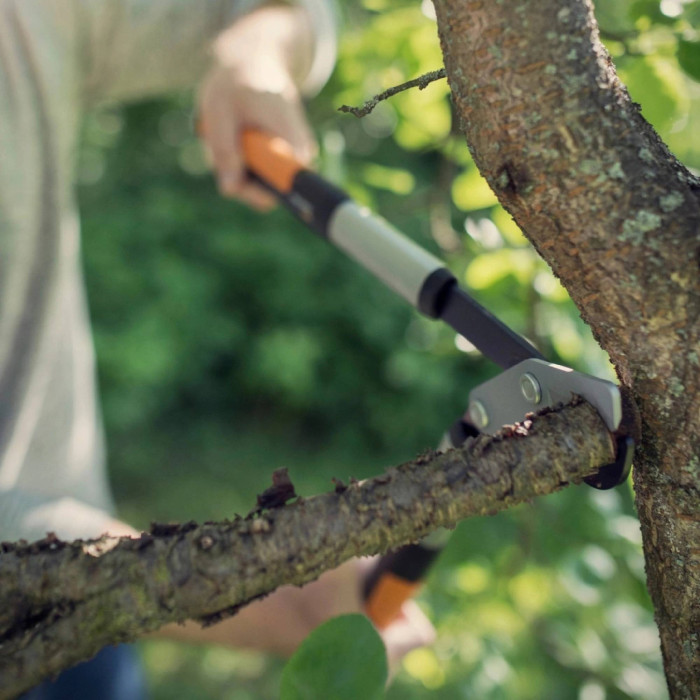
[364,574,422,630]
[362,544,438,629]
[242,129,306,194]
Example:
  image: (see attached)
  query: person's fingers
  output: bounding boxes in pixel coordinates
[227,96,314,209]
[380,600,437,676]
[239,89,317,169]
[234,180,277,211]
[198,65,318,210]
[200,96,275,206]
[200,84,245,197]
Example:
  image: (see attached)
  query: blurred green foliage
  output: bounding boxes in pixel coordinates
[77,0,700,698]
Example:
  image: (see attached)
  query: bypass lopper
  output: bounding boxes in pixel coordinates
[241,130,634,630]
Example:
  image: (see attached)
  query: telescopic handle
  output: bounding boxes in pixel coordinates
[242,129,542,368]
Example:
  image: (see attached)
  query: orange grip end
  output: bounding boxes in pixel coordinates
[242,129,305,194]
[364,573,422,630]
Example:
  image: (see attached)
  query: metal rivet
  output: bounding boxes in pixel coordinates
[469,400,489,430]
[520,373,542,404]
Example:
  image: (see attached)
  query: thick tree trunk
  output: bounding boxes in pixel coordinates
[432,0,700,696]
[0,401,613,698]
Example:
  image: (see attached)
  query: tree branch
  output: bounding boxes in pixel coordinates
[0,401,614,698]
[338,68,446,118]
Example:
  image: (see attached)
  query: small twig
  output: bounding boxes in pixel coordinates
[338,68,447,118]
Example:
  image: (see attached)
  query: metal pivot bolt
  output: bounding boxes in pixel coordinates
[469,400,489,430]
[519,372,542,404]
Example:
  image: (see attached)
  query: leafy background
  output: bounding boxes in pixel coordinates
[77,0,700,698]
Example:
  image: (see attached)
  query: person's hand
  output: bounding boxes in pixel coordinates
[197,6,316,210]
[292,558,436,677]
[353,558,436,675]
[379,599,436,674]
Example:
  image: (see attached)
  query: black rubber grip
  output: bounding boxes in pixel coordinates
[291,171,350,238]
[247,169,349,238]
[362,543,440,600]
[417,267,457,318]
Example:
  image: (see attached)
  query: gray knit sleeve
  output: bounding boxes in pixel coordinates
[0,490,118,544]
[76,0,337,105]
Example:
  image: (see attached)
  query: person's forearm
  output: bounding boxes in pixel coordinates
[111,525,433,665]
[152,560,363,656]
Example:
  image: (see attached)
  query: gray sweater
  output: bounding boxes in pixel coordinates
[0,0,335,542]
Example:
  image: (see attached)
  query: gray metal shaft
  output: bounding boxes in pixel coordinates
[328,201,444,309]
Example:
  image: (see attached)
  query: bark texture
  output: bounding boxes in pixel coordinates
[432,0,700,696]
[0,402,613,699]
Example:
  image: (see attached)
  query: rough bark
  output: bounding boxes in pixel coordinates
[0,401,614,699]
[432,0,700,696]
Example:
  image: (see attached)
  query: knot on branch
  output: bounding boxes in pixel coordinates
[254,468,297,512]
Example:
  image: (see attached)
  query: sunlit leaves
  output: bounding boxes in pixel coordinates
[451,166,499,212]
[402,648,445,689]
[362,162,416,194]
[394,89,451,151]
[595,0,700,166]
[451,562,491,595]
[331,1,449,154]
[465,249,538,290]
[491,206,529,247]
[544,310,586,363]
[383,483,663,700]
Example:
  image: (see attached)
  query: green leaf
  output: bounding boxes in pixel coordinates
[280,615,387,700]
[678,39,700,82]
[492,205,528,247]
